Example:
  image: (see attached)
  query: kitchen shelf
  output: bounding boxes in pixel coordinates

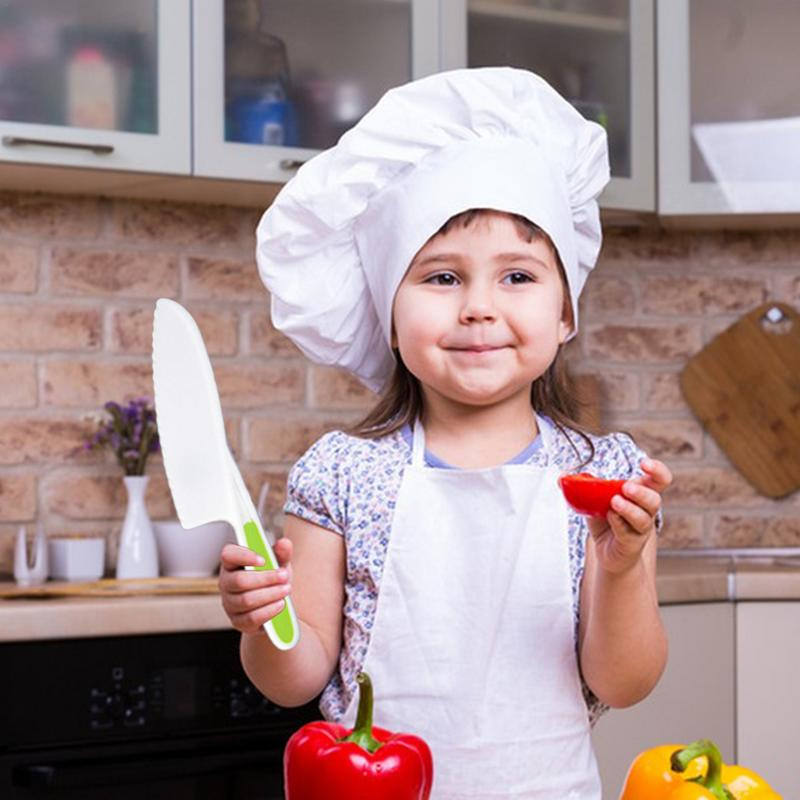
[0,160,283,208]
[469,1,628,34]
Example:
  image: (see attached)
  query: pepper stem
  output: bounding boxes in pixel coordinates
[671,740,735,800]
[339,672,383,754]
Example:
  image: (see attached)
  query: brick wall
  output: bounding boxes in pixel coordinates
[1,191,799,574]
[574,226,800,549]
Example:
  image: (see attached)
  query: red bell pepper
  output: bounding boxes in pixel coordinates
[283,672,433,800]
[558,472,627,518]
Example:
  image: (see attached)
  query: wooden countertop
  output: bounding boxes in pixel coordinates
[2,555,800,642]
[655,554,800,603]
[0,591,230,642]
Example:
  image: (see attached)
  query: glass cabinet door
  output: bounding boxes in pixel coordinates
[440,0,654,211]
[194,0,438,183]
[659,0,800,215]
[0,0,191,174]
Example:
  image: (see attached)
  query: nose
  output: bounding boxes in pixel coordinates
[459,283,497,323]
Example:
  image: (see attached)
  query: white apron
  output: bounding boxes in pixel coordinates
[342,416,602,799]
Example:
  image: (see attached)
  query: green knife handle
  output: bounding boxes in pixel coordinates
[243,520,298,649]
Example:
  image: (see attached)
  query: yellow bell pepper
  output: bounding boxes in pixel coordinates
[619,743,700,799]
[619,739,782,800]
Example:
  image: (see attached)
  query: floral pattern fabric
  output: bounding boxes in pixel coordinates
[284,418,653,726]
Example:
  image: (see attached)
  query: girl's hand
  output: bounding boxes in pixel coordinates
[586,458,672,574]
[218,538,293,635]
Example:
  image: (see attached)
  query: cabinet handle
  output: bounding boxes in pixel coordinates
[2,135,114,155]
[279,159,306,171]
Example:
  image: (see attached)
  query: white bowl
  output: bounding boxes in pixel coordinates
[153,520,235,578]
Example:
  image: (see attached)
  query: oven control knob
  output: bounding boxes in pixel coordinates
[123,706,146,727]
[108,692,125,720]
[89,688,108,712]
[89,688,114,729]
[229,683,258,718]
[229,682,279,718]
[122,685,147,727]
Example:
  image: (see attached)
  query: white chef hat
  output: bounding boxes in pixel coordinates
[256,67,610,393]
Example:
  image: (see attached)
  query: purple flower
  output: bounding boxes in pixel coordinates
[83,396,160,476]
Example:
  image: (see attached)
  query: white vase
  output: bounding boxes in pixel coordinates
[116,475,159,579]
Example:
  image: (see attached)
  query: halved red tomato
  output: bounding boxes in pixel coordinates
[558,472,627,518]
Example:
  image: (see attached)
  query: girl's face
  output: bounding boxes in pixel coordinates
[391,211,572,410]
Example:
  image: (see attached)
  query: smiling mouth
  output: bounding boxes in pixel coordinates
[450,345,508,353]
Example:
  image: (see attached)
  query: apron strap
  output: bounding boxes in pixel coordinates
[411,418,426,467]
[535,413,556,462]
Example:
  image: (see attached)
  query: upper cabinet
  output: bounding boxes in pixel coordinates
[0,0,191,175]
[1,0,798,218]
[439,0,655,211]
[193,0,438,184]
[658,0,800,216]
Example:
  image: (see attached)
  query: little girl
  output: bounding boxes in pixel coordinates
[220,68,670,799]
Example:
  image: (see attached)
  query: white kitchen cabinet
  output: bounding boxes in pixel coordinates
[3,0,799,219]
[591,603,735,799]
[736,602,800,799]
[439,0,656,212]
[192,0,439,183]
[658,0,800,216]
[0,0,191,175]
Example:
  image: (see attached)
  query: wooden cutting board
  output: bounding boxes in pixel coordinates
[0,577,219,600]
[680,301,800,499]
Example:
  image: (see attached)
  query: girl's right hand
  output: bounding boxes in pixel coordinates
[218,538,293,635]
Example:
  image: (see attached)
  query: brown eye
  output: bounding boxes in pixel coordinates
[427,272,458,286]
[504,271,534,285]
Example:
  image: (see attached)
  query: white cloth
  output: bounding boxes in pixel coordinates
[341,417,602,799]
[256,67,610,392]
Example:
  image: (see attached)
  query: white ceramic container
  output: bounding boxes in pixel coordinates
[153,520,234,578]
[49,537,105,582]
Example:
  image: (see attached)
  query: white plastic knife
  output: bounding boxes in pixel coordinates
[152,298,299,650]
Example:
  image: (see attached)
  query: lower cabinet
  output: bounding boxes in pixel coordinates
[736,601,800,798]
[590,603,735,799]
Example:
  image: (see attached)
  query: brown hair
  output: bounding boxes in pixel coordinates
[346,209,598,464]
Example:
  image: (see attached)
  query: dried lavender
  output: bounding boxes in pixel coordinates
[84,397,160,476]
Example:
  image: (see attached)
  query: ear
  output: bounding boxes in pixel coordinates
[558,295,575,343]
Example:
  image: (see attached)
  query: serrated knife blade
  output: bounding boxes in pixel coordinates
[152,298,299,650]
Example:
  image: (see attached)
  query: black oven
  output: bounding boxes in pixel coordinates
[0,630,319,799]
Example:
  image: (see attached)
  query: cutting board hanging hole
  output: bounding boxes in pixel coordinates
[760,305,793,335]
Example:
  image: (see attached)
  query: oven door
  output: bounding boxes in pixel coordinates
[4,731,287,800]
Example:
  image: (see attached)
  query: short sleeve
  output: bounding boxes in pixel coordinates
[283,431,350,536]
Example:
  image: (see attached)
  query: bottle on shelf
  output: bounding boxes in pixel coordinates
[67,44,117,130]
[224,0,298,146]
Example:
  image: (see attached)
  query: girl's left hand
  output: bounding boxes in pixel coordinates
[586,458,673,574]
